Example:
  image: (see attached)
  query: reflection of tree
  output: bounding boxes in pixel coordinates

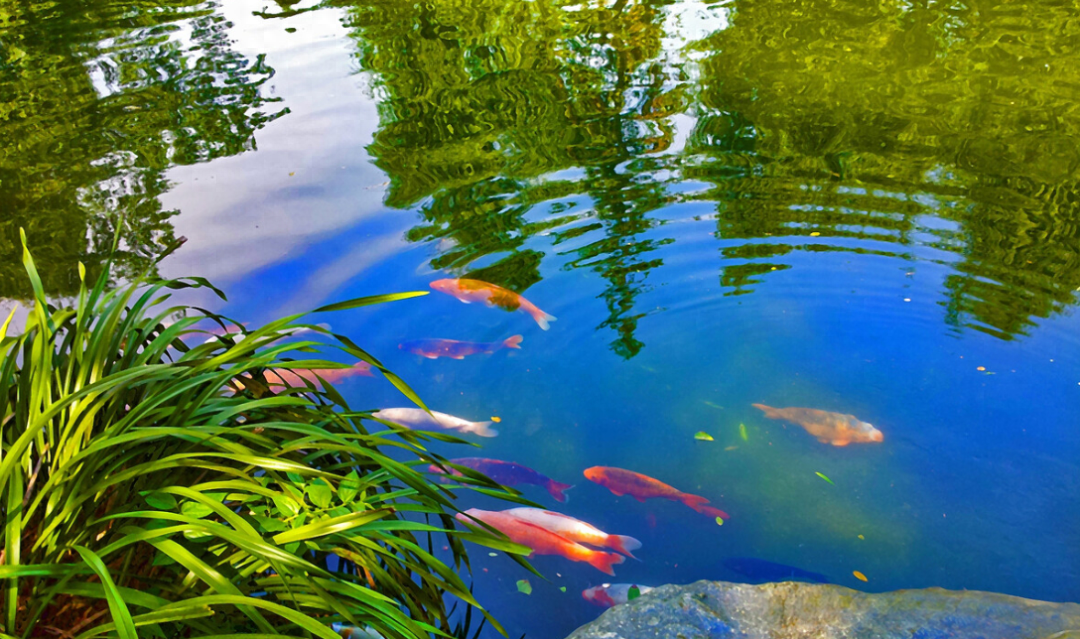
[336,0,682,357]
[689,0,1080,338]
[0,0,284,298]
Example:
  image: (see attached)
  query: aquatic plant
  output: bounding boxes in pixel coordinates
[0,232,532,638]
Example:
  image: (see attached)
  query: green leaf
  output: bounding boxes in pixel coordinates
[516,579,532,595]
[144,491,177,510]
[73,546,138,639]
[627,585,641,601]
[180,501,214,519]
[340,470,360,503]
[306,478,333,509]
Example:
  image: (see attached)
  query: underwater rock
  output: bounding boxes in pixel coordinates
[566,580,1080,639]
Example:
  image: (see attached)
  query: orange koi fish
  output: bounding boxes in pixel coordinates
[503,507,641,558]
[266,362,374,388]
[400,335,522,360]
[584,466,729,520]
[430,278,556,330]
[456,508,624,575]
[752,404,884,446]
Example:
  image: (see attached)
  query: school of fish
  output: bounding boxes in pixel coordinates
[269,276,885,627]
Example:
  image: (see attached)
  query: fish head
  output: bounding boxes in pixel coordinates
[583,466,605,483]
[429,279,456,294]
[856,420,884,443]
[455,508,486,526]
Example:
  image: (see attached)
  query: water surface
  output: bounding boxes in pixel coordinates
[2,0,1079,636]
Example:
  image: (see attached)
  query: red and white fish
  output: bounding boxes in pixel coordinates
[373,408,497,437]
[582,583,654,608]
[752,403,883,446]
[266,361,374,388]
[584,466,729,520]
[502,507,641,558]
[400,335,522,360]
[430,278,556,330]
[456,508,624,575]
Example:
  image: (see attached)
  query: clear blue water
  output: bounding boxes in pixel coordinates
[3,0,1080,636]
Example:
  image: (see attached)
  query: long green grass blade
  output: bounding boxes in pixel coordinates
[73,546,138,639]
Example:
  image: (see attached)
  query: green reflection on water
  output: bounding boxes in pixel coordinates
[334,0,1080,351]
[0,0,284,297]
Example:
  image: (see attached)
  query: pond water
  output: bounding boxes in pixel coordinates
[2,0,1079,636]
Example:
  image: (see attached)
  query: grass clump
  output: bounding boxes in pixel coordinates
[0,231,530,639]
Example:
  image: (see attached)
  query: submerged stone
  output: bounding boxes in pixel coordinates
[566,580,1080,639]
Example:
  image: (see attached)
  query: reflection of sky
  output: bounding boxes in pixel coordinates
[159,1,400,291]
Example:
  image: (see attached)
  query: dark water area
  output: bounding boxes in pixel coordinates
[2,0,1079,636]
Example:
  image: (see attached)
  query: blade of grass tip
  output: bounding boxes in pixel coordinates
[0,304,16,340]
[73,546,138,639]
[312,291,428,314]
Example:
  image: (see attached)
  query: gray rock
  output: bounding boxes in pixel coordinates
[566,580,1080,639]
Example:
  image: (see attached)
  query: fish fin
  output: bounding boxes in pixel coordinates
[547,481,573,503]
[607,535,642,559]
[587,551,625,576]
[633,495,647,502]
[503,335,524,349]
[831,440,850,447]
[680,493,710,510]
[468,421,498,438]
[751,403,779,418]
[531,310,557,331]
[452,355,466,360]
[424,354,439,360]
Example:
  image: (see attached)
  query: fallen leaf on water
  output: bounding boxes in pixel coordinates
[491,416,502,423]
[694,431,714,441]
[703,401,724,410]
[815,472,835,486]
[488,552,497,557]
[739,423,748,441]
[715,517,724,526]
[627,586,641,601]
[853,571,868,582]
[516,579,532,595]
[810,232,821,237]
[857,534,865,540]
[977,366,986,371]
[724,446,738,451]
[560,586,566,593]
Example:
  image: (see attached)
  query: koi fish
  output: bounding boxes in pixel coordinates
[456,509,624,575]
[429,458,572,502]
[582,583,654,608]
[723,557,829,584]
[400,335,522,360]
[502,507,641,558]
[752,404,884,446]
[583,466,729,520]
[372,408,497,437]
[266,362,374,388]
[430,278,556,330]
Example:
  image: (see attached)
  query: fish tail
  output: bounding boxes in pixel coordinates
[752,403,779,418]
[607,534,642,559]
[546,480,573,503]
[696,505,731,520]
[468,421,499,438]
[503,334,524,349]
[529,307,557,331]
[586,550,624,576]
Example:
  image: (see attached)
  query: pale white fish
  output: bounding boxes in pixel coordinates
[372,408,497,437]
[582,583,654,608]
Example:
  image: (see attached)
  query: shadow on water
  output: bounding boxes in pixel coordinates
[0,0,285,297]
[326,0,1080,352]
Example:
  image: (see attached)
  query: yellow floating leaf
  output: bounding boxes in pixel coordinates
[853,571,868,582]
[715,517,724,526]
[491,416,502,423]
[809,232,821,237]
[694,431,714,441]
[857,534,865,540]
